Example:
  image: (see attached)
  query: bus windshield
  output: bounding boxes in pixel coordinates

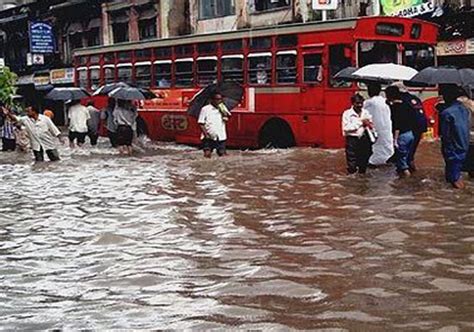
[358,41,398,66]
[402,44,435,71]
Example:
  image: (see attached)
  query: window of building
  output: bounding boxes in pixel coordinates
[135,63,152,88]
[77,56,88,65]
[254,0,290,12]
[139,19,157,40]
[77,69,88,88]
[90,67,101,90]
[117,65,133,84]
[70,33,83,50]
[117,51,132,62]
[221,55,244,83]
[104,66,115,83]
[90,55,101,64]
[329,45,352,88]
[249,37,272,50]
[86,28,100,47]
[222,39,243,53]
[155,47,172,58]
[276,51,297,84]
[154,61,172,87]
[197,57,217,85]
[175,44,194,56]
[303,53,323,83]
[199,0,235,19]
[113,23,129,43]
[104,53,115,63]
[248,53,272,85]
[175,60,193,87]
[198,42,217,54]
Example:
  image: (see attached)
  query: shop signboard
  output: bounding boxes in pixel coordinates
[380,0,434,17]
[50,68,75,85]
[29,21,55,54]
[312,0,338,10]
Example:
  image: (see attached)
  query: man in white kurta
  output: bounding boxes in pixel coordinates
[364,84,394,165]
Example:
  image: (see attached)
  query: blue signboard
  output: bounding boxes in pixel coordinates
[29,21,55,54]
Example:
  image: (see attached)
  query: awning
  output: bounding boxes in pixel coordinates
[0,13,27,25]
[67,22,84,35]
[16,74,34,86]
[139,9,157,21]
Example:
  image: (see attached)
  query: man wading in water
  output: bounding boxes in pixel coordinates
[198,93,228,158]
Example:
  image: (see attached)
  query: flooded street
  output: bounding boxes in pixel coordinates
[0,140,473,330]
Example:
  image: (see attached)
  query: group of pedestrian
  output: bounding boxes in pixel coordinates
[342,82,474,189]
[0,97,139,162]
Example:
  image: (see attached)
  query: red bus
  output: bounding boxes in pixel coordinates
[73,16,438,149]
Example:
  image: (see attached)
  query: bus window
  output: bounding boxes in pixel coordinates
[154,60,172,87]
[175,44,194,57]
[248,53,272,84]
[118,51,132,62]
[104,52,115,63]
[175,59,193,87]
[135,62,152,88]
[135,48,152,59]
[197,57,217,85]
[198,42,217,54]
[117,64,133,84]
[104,66,115,84]
[276,51,297,84]
[222,39,243,53]
[77,56,88,65]
[90,66,100,90]
[303,53,322,83]
[221,55,243,83]
[277,35,297,48]
[403,44,434,71]
[249,37,272,50]
[77,68,88,88]
[329,45,352,88]
[154,47,172,58]
[358,41,398,66]
[90,55,100,64]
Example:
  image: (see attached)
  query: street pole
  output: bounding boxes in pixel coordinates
[322,10,327,21]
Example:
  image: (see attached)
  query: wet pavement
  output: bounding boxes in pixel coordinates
[0,139,473,330]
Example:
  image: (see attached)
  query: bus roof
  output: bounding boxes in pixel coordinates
[74,16,437,56]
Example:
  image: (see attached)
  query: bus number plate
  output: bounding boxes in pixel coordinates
[161,115,188,131]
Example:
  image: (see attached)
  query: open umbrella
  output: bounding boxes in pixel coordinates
[45,87,90,101]
[187,81,244,118]
[334,66,390,83]
[109,86,146,100]
[352,63,419,82]
[93,82,129,96]
[138,88,158,100]
[409,67,474,86]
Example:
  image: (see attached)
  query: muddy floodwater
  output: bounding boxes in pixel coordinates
[0,140,473,330]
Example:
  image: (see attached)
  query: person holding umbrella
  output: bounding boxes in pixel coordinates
[198,92,228,158]
[438,85,470,189]
[113,99,137,155]
[2,105,62,162]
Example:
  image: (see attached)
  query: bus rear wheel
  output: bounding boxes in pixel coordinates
[258,118,295,149]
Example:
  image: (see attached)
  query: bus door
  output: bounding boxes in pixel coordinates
[300,47,324,113]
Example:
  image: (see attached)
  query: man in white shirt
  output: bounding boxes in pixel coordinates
[342,94,374,174]
[198,93,227,158]
[3,106,62,162]
[68,100,90,148]
[364,83,394,166]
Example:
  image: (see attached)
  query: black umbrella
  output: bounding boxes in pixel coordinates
[109,86,146,100]
[138,88,158,100]
[93,82,130,96]
[45,87,90,101]
[410,66,474,86]
[187,81,244,118]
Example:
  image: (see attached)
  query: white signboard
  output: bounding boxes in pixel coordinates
[312,0,338,10]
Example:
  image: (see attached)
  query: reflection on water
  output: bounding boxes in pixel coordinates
[0,140,473,330]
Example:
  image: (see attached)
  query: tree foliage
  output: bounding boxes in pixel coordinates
[0,66,18,107]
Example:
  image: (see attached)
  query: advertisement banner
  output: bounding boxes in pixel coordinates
[437,38,474,56]
[29,21,55,54]
[380,0,434,17]
[312,0,338,10]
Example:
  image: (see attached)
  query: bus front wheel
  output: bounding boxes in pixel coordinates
[258,118,295,149]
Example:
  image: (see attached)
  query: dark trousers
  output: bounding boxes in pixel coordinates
[33,148,60,162]
[88,131,99,146]
[462,144,474,175]
[108,130,118,148]
[202,138,227,156]
[345,135,372,174]
[2,138,16,151]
